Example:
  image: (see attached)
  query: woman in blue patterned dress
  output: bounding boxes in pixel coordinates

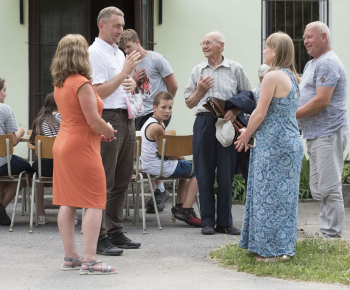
[235,32,303,261]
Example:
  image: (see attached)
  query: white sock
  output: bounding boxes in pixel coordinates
[155,183,165,192]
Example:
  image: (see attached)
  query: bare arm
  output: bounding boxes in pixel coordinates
[185,75,215,109]
[296,86,334,119]
[9,128,24,146]
[78,83,116,139]
[163,74,178,97]
[94,51,141,99]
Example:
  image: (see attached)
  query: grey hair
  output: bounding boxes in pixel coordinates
[306,21,331,42]
[97,6,124,26]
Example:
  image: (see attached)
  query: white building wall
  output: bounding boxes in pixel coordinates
[153,0,261,135]
[153,0,350,155]
[0,0,29,157]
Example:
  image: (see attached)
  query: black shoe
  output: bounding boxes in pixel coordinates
[110,232,141,249]
[0,203,11,226]
[171,203,183,214]
[201,226,215,235]
[146,203,164,213]
[97,237,123,256]
[215,225,241,235]
[146,189,170,208]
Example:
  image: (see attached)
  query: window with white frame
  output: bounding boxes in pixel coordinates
[262,0,329,74]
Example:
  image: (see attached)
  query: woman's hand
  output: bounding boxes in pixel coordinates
[234,128,250,152]
[102,122,117,142]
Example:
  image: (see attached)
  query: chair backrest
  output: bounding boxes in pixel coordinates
[0,134,14,157]
[35,136,55,159]
[157,135,193,157]
[165,130,176,136]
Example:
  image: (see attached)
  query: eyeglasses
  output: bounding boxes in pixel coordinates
[200,41,221,47]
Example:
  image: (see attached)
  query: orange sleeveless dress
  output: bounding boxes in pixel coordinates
[52,74,106,209]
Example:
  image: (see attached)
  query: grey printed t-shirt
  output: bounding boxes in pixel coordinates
[0,103,18,167]
[298,50,348,139]
[184,57,252,115]
[135,51,173,115]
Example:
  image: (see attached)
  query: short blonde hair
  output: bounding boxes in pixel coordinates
[266,32,300,83]
[97,6,124,27]
[50,34,91,88]
[119,29,139,49]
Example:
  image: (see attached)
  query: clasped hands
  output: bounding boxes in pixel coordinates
[101,122,117,142]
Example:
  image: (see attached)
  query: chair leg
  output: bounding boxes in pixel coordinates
[172,180,177,222]
[21,187,26,215]
[140,178,146,234]
[9,177,23,232]
[133,183,140,228]
[147,175,162,230]
[81,208,85,234]
[29,181,36,233]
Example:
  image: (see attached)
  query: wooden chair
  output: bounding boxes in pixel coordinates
[146,134,196,230]
[29,136,55,233]
[0,134,30,232]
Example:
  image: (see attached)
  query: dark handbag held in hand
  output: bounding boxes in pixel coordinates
[203,97,256,147]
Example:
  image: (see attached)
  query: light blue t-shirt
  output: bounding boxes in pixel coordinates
[298,50,348,139]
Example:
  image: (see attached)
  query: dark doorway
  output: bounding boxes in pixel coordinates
[89,1,135,45]
[29,0,153,126]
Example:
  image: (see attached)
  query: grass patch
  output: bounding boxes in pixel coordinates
[211,237,350,285]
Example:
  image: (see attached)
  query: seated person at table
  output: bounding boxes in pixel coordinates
[0,77,32,226]
[140,91,201,227]
[29,93,62,225]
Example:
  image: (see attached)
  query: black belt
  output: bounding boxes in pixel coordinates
[103,108,128,113]
[197,112,213,116]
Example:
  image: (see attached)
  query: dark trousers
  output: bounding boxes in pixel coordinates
[136,112,171,131]
[99,109,135,238]
[193,115,238,227]
[0,155,33,176]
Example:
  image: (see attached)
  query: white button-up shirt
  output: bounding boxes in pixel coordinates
[89,37,128,109]
[184,57,252,115]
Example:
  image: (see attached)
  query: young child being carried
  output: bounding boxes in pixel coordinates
[140,91,201,227]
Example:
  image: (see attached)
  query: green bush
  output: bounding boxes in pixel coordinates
[299,155,311,199]
[342,154,350,184]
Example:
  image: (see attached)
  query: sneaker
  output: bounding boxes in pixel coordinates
[0,203,11,226]
[146,189,169,213]
[172,207,201,227]
[146,189,170,207]
[171,203,183,215]
[37,215,48,225]
[110,232,141,249]
[146,203,164,213]
[97,237,123,256]
[215,225,241,235]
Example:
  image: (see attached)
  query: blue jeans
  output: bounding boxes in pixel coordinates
[169,159,195,178]
[0,155,32,176]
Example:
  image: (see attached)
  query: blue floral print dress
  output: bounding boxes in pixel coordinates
[239,68,303,257]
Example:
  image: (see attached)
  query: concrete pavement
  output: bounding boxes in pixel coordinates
[0,200,349,290]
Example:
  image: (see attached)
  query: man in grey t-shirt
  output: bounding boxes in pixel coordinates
[297,21,349,238]
[119,29,178,131]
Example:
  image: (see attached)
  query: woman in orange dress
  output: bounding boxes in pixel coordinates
[51,34,117,275]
